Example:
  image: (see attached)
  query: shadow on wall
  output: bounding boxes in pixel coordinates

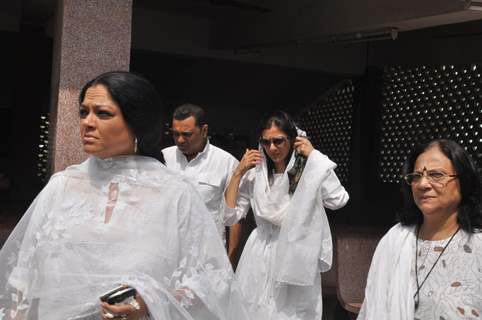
[130,50,341,139]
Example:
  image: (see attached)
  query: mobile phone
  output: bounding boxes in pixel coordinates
[99,285,137,304]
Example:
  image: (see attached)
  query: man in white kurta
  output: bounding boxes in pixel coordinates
[162,103,240,244]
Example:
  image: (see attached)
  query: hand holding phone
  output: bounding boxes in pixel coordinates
[293,136,313,157]
[99,285,137,305]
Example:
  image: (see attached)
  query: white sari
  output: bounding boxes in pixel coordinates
[0,155,248,320]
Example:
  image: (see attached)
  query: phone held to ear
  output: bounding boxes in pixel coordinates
[287,151,307,194]
[99,285,137,304]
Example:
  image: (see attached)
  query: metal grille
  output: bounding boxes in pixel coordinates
[297,82,354,183]
[380,64,482,183]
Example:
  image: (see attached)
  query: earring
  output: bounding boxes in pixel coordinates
[134,137,138,154]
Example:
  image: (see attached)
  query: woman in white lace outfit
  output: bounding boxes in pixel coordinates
[358,139,482,320]
[224,111,349,320]
[0,71,248,320]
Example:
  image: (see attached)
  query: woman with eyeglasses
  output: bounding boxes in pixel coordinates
[358,139,482,320]
[223,111,349,319]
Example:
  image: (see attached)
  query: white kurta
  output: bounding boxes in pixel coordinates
[163,141,239,243]
[225,150,349,320]
[0,156,248,320]
[358,223,482,320]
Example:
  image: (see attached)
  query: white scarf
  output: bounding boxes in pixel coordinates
[252,148,337,286]
[252,147,293,227]
[358,224,416,320]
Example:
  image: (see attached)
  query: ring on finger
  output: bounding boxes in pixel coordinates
[129,299,141,311]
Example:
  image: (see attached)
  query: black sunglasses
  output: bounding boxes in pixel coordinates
[259,136,288,147]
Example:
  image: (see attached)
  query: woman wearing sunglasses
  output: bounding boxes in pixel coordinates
[224,111,349,319]
[358,139,482,320]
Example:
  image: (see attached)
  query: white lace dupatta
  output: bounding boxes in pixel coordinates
[0,156,248,320]
[252,148,337,286]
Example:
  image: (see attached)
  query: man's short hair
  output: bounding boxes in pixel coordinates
[173,103,207,127]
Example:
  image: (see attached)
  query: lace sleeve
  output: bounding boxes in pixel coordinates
[162,185,248,320]
[0,176,61,320]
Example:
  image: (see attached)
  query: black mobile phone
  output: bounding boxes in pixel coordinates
[100,285,137,304]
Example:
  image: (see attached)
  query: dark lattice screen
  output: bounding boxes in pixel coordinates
[380,64,482,183]
[37,114,50,181]
[297,81,354,183]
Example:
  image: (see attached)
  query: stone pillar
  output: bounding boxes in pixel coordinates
[49,0,132,173]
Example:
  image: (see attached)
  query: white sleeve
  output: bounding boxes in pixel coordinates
[222,169,253,226]
[319,170,349,210]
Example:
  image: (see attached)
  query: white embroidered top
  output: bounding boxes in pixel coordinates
[358,224,482,320]
[413,230,482,320]
[0,156,248,320]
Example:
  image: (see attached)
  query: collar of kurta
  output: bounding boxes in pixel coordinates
[176,139,211,164]
[87,155,163,180]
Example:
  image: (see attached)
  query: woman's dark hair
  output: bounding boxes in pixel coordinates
[259,111,298,176]
[79,71,165,163]
[399,139,482,233]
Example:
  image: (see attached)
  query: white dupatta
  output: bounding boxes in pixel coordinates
[252,147,337,286]
[357,224,416,320]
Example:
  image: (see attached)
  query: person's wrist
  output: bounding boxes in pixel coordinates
[234,168,245,177]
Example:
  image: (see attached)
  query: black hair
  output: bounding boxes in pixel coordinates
[172,103,207,127]
[259,110,298,176]
[79,71,165,163]
[398,139,482,233]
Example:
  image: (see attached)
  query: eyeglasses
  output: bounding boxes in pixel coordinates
[403,169,457,186]
[259,136,288,147]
